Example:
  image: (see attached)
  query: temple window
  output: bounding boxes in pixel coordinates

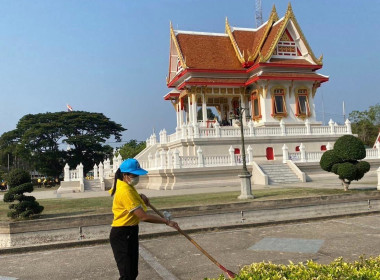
[176,57,183,73]
[295,88,311,117]
[273,29,301,57]
[251,91,261,120]
[271,88,287,117]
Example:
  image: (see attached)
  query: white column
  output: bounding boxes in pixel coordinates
[99,162,104,180]
[300,143,306,162]
[326,142,333,150]
[305,119,311,135]
[179,101,183,128]
[78,163,84,192]
[282,144,289,163]
[148,153,153,169]
[173,149,181,169]
[329,119,335,134]
[94,164,98,179]
[247,145,253,164]
[215,121,221,137]
[112,154,117,173]
[160,150,166,169]
[376,142,380,159]
[176,103,180,129]
[192,93,197,125]
[167,150,173,169]
[248,120,255,136]
[64,163,70,181]
[229,146,236,166]
[345,119,352,134]
[377,167,380,190]
[202,94,207,127]
[197,147,204,167]
[187,95,192,125]
[117,154,122,169]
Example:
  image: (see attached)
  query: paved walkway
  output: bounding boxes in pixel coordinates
[1,214,379,279]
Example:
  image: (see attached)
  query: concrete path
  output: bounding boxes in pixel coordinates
[1,214,379,280]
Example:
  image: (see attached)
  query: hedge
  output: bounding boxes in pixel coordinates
[206,256,380,280]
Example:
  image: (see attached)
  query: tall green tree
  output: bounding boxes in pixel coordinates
[0,111,125,176]
[349,104,380,146]
[118,140,146,159]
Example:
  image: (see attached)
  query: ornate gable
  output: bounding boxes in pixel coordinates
[167,22,187,84]
[260,3,323,65]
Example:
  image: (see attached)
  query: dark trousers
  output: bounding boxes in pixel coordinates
[110,226,139,280]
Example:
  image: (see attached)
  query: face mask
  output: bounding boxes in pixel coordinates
[128,176,139,186]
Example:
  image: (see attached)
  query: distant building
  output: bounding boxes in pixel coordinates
[135,3,357,190]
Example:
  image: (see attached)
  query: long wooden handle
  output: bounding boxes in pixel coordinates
[149,204,228,272]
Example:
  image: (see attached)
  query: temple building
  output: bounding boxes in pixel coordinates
[132,4,379,190]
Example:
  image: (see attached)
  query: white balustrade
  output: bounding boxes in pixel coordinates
[204,155,230,166]
[180,156,198,168]
[365,148,379,159]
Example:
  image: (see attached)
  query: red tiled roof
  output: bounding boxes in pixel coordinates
[176,33,242,70]
[260,21,283,58]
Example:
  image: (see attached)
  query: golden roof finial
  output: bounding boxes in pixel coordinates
[270,4,279,22]
[317,54,324,64]
[225,17,229,33]
[287,2,294,15]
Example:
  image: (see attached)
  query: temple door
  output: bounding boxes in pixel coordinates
[266,147,274,160]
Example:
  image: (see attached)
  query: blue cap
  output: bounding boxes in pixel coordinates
[119,159,148,175]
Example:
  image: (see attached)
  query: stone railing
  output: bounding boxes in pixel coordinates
[283,143,380,163]
[63,154,123,184]
[140,146,254,170]
[146,119,353,147]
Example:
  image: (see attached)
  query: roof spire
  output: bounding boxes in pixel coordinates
[225,17,229,33]
[286,2,294,15]
[270,4,279,22]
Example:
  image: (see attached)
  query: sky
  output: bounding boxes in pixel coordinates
[0,0,379,147]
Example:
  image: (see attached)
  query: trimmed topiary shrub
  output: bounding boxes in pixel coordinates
[320,135,370,191]
[3,169,44,219]
[206,256,380,280]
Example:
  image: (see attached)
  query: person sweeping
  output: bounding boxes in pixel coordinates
[109,158,179,280]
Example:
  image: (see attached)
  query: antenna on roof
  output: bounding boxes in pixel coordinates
[255,0,263,27]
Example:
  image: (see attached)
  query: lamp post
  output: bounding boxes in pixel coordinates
[237,105,254,199]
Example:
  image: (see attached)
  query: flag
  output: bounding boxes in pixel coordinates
[67,104,73,112]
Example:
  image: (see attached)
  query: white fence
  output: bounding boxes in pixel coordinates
[146,119,353,147]
[283,143,380,163]
[140,146,254,170]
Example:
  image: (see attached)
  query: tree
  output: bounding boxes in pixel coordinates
[197,108,216,121]
[118,140,146,159]
[0,111,126,176]
[3,169,44,219]
[349,104,380,146]
[320,135,370,191]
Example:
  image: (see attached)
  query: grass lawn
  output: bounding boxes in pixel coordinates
[0,187,375,222]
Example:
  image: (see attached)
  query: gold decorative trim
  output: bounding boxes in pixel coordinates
[248,5,279,62]
[170,22,187,69]
[261,3,322,65]
[225,17,245,64]
[312,81,321,97]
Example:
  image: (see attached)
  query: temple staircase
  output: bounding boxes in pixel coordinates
[84,179,102,191]
[259,163,301,185]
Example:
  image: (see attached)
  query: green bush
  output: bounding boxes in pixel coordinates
[334,135,366,160]
[206,256,380,280]
[319,135,370,191]
[3,169,44,219]
[320,150,341,172]
[7,169,31,188]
